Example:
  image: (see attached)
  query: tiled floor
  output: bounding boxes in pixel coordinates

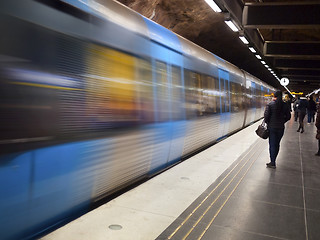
[158,118,320,240]
[42,118,320,240]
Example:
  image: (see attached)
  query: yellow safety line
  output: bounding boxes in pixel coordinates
[197,148,260,240]
[182,140,261,240]
[167,140,262,239]
[9,81,82,91]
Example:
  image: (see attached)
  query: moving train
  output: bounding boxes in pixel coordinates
[0,0,275,239]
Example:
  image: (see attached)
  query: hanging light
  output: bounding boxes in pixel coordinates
[224,20,239,32]
[204,0,222,12]
[239,36,249,44]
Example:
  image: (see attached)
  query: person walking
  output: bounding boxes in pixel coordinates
[297,96,308,133]
[293,96,300,121]
[264,90,291,168]
[315,104,320,156]
[307,96,317,123]
[283,94,292,112]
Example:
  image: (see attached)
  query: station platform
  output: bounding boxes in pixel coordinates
[41,117,320,240]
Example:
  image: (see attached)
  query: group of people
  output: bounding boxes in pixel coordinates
[263,90,320,169]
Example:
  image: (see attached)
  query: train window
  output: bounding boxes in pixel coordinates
[230,83,237,112]
[200,74,208,115]
[256,87,262,108]
[137,58,154,123]
[0,81,58,144]
[86,45,139,128]
[210,76,219,114]
[202,75,218,114]
[231,82,244,112]
[225,80,230,112]
[238,83,244,111]
[220,79,225,113]
[251,82,256,108]
[184,71,221,118]
[171,66,183,120]
[184,70,200,119]
[155,61,170,121]
[246,86,251,109]
[215,78,220,113]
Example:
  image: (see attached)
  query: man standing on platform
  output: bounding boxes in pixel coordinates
[264,90,291,168]
[307,96,317,123]
[297,96,308,133]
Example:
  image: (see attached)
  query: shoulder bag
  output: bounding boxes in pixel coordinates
[255,120,269,139]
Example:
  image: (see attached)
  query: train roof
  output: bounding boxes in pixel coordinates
[62,0,274,90]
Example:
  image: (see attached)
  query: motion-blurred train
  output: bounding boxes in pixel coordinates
[0,0,275,239]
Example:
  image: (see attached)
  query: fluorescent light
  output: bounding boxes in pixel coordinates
[204,0,222,12]
[249,47,256,53]
[224,20,238,32]
[255,55,262,59]
[261,61,266,64]
[265,65,269,68]
[239,36,249,44]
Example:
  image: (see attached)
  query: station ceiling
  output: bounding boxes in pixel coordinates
[117,0,320,95]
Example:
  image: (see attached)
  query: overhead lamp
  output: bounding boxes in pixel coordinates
[261,61,266,64]
[239,36,249,44]
[204,0,222,12]
[224,20,239,32]
[255,55,262,59]
[249,47,256,53]
[265,65,269,68]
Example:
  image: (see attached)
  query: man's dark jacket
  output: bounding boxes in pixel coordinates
[307,99,317,112]
[297,98,308,113]
[264,100,291,129]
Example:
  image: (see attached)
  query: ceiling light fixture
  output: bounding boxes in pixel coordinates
[249,47,256,53]
[204,0,222,12]
[255,55,262,59]
[224,20,239,32]
[239,36,249,44]
[261,61,266,64]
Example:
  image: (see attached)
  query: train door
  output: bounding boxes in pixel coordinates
[218,69,231,137]
[148,42,185,174]
[167,62,185,165]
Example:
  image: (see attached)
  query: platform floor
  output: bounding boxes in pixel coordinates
[42,117,320,240]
